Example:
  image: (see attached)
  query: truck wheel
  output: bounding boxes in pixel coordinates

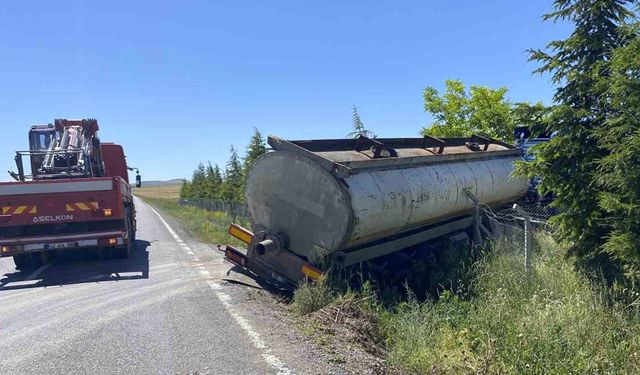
[13,254,30,270]
[129,212,136,243]
[114,242,131,259]
[114,214,133,259]
[131,222,136,242]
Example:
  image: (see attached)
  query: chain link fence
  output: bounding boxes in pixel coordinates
[179,199,249,220]
[482,199,558,273]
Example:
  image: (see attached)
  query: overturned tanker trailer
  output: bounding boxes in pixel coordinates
[225,135,529,288]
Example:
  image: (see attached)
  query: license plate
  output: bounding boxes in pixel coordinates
[45,241,78,250]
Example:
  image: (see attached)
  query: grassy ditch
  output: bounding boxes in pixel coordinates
[141,197,248,247]
[292,233,640,374]
[136,198,640,373]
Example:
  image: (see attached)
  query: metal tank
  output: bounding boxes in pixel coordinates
[243,135,528,271]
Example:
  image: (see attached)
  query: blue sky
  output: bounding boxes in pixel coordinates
[0,1,569,181]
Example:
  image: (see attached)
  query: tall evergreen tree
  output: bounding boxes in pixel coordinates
[519,0,635,263]
[347,105,375,138]
[191,163,208,199]
[179,179,194,199]
[221,146,244,202]
[244,128,267,172]
[205,162,223,200]
[594,23,640,283]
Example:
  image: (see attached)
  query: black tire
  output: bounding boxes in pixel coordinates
[130,214,136,243]
[13,254,30,270]
[114,210,133,259]
[114,241,132,259]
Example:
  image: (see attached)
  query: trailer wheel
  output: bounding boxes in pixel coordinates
[13,254,30,270]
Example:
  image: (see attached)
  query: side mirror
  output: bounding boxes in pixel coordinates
[136,174,142,188]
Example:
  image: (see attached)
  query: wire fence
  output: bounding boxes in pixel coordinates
[179,199,250,220]
[482,199,558,273]
[180,194,557,274]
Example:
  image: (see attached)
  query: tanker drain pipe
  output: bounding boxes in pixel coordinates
[255,232,289,255]
[256,239,276,255]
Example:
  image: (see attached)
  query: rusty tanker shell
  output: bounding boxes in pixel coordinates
[245,136,529,260]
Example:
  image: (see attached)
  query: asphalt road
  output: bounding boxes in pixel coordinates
[0,197,299,375]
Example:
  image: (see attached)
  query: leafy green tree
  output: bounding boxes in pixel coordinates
[594,24,640,282]
[517,0,635,268]
[244,128,267,172]
[221,146,244,202]
[347,105,375,138]
[421,80,515,142]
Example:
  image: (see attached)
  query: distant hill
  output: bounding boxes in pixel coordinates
[140,179,184,187]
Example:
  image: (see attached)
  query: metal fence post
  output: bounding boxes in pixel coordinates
[513,204,533,274]
[464,189,483,246]
[473,204,483,246]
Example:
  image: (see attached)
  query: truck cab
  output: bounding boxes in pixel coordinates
[514,126,555,202]
[27,124,56,177]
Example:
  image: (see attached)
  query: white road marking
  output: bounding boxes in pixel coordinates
[147,204,293,375]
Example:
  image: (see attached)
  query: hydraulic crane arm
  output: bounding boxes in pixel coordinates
[11,119,104,181]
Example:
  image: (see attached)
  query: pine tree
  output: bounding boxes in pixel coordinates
[191,163,208,199]
[179,179,194,199]
[244,128,267,172]
[518,0,634,263]
[594,23,640,283]
[205,162,223,200]
[221,146,244,202]
[347,105,375,138]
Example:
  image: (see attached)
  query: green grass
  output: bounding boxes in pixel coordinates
[291,278,336,316]
[141,197,249,247]
[381,233,640,374]
[290,233,640,374]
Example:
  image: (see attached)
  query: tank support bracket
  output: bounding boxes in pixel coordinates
[333,216,474,267]
[464,189,485,245]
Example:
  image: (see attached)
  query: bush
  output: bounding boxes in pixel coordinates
[291,278,335,316]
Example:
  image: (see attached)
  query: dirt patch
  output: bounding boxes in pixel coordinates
[230,284,399,374]
[312,296,386,357]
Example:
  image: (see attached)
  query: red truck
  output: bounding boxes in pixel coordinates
[0,119,140,269]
